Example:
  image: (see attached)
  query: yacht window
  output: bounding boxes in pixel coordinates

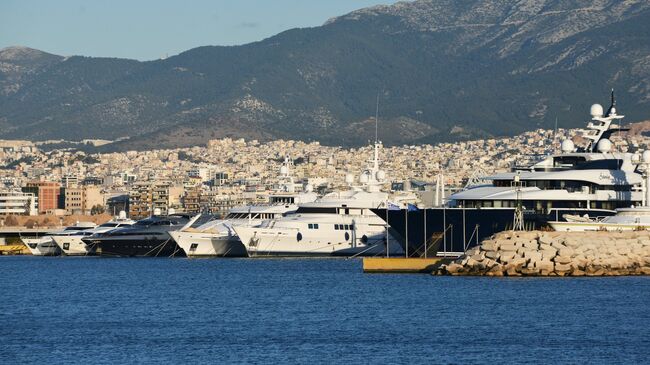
[295,207,338,214]
[334,224,339,230]
[308,224,313,229]
[350,224,354,230]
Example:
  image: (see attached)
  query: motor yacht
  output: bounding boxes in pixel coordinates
[234,142,414,257]
[171,158,318,257]
[51,212,135,255]
[82,213,192,257]
[22,221,97,256]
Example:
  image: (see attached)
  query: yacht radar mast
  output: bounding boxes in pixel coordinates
[582,89,627,153]
[278,156,295,193]
[360,94,385,193]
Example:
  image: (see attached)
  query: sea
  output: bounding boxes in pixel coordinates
[1,256,649,364]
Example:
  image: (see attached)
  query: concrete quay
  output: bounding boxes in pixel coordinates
[435,230,650,277]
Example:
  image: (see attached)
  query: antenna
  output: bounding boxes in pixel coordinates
[374,91,380,143]
[553,115,558,152]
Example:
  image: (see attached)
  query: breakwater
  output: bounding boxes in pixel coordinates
[435,230,650,276]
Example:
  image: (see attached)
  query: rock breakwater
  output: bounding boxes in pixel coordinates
[436,231,650,276]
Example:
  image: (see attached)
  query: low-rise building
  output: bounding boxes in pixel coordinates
[0,191,37,216]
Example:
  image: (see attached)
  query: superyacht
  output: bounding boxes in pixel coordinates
[51,212,135,255]
[375,92,644,256]
[21,221,98,256]
[234,142,415,257]
[550,150,650,232]
[82,213,192,257]
[171,158,318,257]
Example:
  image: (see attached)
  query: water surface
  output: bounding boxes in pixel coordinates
[1,257,648,364]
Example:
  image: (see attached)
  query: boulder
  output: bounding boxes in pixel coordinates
[499,243,518,252]
[470,252,486,262]
[445,263,464,275]
[555,263,572,272]
[538,235,554,245]
[558,247,575,257]
[481,240,499,252]
[554,255,572,264]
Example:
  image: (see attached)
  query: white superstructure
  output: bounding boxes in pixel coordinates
[450,91,643,219]
[172,158,319,257]
[550,150,650,231]
[234,142,413,257]
[51,214,135,255]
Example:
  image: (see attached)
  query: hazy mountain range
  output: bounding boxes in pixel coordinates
[1,0,649,151]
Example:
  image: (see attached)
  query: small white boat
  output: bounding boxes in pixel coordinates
[550,207,650,232]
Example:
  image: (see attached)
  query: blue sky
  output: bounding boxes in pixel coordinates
[0,0,398,60]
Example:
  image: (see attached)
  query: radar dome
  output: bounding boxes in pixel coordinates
[359,173,369,184]
[560,139,574,153]
[168,208,176,215]
[153,208,162,216]
[590,104,604,117]
[597,139,612,153]
[345,174,354,184]
[279,165,288,175]
[118,210,127,219]
[643,150,650,163]
[375,170,386,181]
[304,184,313,193]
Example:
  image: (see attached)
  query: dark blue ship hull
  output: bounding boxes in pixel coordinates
[372,208,616,257]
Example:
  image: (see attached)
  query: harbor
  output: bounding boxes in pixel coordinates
[0,94,647,278]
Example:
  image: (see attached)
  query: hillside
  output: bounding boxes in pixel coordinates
[1,0,649,150]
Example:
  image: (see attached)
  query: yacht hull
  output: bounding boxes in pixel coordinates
[373,207,617,257]
[21,237,61,256]
[234,226,401,257]
[85,235,186,257]
[169,231,247,257]
[549,221,649,232]
[51,236,96,256]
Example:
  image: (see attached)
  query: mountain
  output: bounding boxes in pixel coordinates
[1,0,649,151]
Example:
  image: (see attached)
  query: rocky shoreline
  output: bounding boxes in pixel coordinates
[435,231,650,276]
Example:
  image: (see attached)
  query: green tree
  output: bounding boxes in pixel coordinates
[90,205,106,215]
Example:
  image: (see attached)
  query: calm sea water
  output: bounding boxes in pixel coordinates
[1,257,649,364]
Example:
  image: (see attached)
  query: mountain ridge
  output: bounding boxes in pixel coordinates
[1,0,649,151]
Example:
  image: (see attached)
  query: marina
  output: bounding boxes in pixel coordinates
[2,1,649,363]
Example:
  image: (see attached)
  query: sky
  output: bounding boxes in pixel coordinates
[0,0,399,61]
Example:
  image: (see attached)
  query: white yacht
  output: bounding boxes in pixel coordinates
[51,212,135,255]
[450,93,643,219]
[550,151,650,232]
[234,142,414,257]
[375,91,647,256]
[22,221,97,256]
[171,158,319,257]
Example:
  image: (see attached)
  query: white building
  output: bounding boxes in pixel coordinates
[0,191,37,216]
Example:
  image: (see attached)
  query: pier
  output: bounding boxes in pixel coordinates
[362,257,449,273]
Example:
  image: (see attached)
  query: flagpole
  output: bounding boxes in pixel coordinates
[424,207,427,258]
[385,203,389,258]
[405,207,409,258]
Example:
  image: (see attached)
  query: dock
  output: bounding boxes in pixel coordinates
[0,244,30,255]
[362,257,450,273]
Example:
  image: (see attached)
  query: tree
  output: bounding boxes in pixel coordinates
[4,215,19,226]
[90,205,106,215]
